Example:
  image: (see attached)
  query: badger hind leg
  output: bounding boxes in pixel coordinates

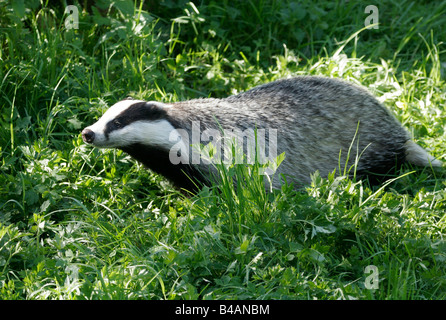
[404,140,442,167]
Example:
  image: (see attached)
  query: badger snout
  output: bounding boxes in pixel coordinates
[82,128,95,144]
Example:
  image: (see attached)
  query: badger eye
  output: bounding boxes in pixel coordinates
[113,119,123,129]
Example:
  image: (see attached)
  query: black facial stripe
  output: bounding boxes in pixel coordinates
[120,143,210,192]
[104,102,167,139]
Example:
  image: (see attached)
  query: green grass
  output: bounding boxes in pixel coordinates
[0,0,445,300]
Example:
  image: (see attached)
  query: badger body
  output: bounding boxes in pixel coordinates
[82,76,442,191]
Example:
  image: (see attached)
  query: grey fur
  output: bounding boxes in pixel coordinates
[83,76,442,191]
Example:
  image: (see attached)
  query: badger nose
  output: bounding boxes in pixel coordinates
[82,128,95,143]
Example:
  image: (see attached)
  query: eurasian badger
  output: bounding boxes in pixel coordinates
[82,76,442,191]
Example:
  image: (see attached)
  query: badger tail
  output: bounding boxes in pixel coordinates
[404,140,443,167]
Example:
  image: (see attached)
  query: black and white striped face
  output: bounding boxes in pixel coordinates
[82,99,176,150]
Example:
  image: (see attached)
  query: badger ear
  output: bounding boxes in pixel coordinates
[124,96,135,101]
[126,101,168,121]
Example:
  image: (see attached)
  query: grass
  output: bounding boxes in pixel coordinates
[0,0,445,300]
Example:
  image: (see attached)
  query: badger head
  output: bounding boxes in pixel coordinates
[82,99,177,151]
[82,99,206,191]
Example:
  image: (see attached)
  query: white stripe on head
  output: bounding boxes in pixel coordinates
[86,99,145,136]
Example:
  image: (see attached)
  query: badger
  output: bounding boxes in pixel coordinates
[82,76,442,192]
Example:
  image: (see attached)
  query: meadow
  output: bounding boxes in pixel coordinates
[0,0,445,300]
